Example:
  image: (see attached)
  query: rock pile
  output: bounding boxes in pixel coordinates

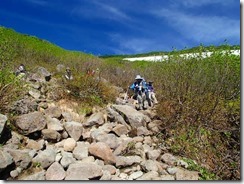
[0,67,199,180]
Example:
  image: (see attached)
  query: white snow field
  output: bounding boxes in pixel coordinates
[123,50,240,62]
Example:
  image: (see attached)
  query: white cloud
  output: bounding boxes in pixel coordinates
[153,8,239,43]
[71,1,131,22]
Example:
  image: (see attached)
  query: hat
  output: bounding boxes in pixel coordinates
[135,75,143,80]
[149,81,153,83]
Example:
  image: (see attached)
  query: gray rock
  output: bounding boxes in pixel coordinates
[137,171,159,180]
[4,131,23,149]
[32,149,56,169]
[28,88,41,99]
[14,111,47,135]
[113,124,129,136]
[115,156,142,167]
[100,170,112,180]
[175,168,199,180]
[161,174,175,180]
[113,139,134,156]
[10,97,38,115]
[129,171,144,180]
[148,120,162,132]
[80,156,95,163]
[60,151,76,169]
[88,142,116,165]
[106,107,130,130]
[64,121,83,141]
[30,67,51,82]
[83,112,105,127]
[0,149,13,172]
[10,169,19,178]
[112,105,151,129]
[4,149,32,169]
[95,133,120,149]
[46,162,66,180]
[46,117,63,131]
[137,126,150,136]
[103,165,117,175]
[42,129,61,142]
[45,107,62,119]
[26,139,44,150]
[21,170,46,180]
[0,114,7,136]
[146,149,161,160]
[141,160,159,172]
[167,167,178,175]
[73,142,89,160]
[65,162,103,180]
[161,153,177,166]
[63,138,77,152]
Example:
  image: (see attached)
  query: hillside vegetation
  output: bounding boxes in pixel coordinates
[0,26,240,180]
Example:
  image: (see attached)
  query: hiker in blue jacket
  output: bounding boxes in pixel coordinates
[130,75,150,110]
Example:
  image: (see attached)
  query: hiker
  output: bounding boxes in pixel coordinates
[129,75,149,110]
[15,64,26,76]
[147,81,158,104]
[64,67,73,80]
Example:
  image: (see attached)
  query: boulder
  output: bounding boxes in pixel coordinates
[63,138,76,152]
[60,151,76,169]
[46,117,63,131]
[10,97,38,115]
[32,149,56,169]
[95,133,120,149]
[73,142,89,160]
[161,153,177,166]
[175,168,199,180]
[115,156,142,167]
[30,67,51,82]
[14,111,46,135]
[112,124,129,136]
[28,88,41,99]
[41,129,61,142]
[4,149,32,169]
[46,162,66,180]
[0,149,13,172]
[64,121,83,141]
[45,107,62,119]
[65,162,103,180]
[88,142,116,164]
[112,105,151,129]
[83,112,105,127]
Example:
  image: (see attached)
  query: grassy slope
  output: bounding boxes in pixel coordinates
[0,26,98,72]
[0,26,240,180]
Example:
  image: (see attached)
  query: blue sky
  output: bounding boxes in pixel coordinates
[0,0,240,55]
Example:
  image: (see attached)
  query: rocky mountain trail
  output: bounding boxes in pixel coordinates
[0,66,200,180]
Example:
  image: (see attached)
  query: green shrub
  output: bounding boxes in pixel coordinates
[0,68,24,113]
